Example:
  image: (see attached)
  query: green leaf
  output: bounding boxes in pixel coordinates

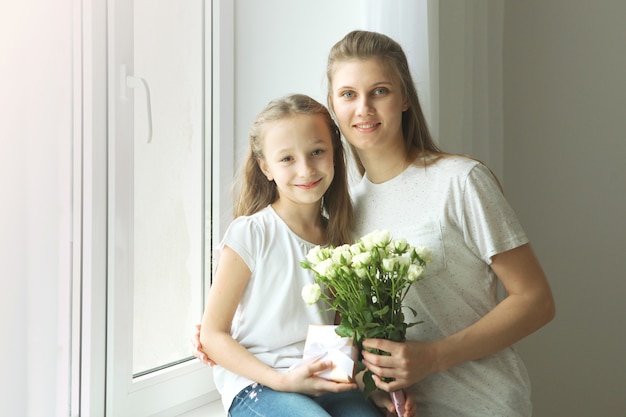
[335,324,354,338]
[363,310,373,323]
[362,370,376,397]
[364,326,386,339]
[373,305,390,318]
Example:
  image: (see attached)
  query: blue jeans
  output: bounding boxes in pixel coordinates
[229,383,381,417]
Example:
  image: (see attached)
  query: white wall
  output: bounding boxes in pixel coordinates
[503,1,626,416]
[232,0,363,167]
[0,1,73,416]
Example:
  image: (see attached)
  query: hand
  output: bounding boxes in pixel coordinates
[370,389,417,417]
[279,360,358,397]
[191,324,216,366]
[362,338,436,393]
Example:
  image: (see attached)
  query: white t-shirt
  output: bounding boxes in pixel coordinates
[212,206,335,412]
[351,156,532,417]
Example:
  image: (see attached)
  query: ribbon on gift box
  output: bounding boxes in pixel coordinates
[289,325,357,383]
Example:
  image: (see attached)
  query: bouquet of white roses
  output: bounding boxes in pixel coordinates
[300,229,431,407]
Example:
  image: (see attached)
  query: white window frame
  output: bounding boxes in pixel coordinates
[73,0,234,415]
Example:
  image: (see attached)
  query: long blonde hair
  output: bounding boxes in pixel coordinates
[233,94,354,246]
[326,30,444,175]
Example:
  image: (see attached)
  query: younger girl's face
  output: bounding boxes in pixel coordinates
[330,58,408,153]
[258,114,335,208]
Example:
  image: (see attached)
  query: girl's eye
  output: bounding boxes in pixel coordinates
[280,156,293,163]
[340,91,355,99]
[311,149,324,156]
[373,88,388,96]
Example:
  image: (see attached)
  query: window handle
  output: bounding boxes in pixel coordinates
[120,64,153,144]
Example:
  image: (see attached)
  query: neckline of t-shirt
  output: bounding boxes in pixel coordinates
[362,162,415,187]
[266,204,327,248]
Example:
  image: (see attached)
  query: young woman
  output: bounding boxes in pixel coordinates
[195,30,555,417]
[326,30,555,417]
[199,94,383,417]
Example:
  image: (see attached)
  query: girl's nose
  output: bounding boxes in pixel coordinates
[298,159,316,177]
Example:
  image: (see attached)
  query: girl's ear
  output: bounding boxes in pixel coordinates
[257,158,273,181]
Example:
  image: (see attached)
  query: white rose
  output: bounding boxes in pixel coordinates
[336,243,351,252]
[413,246,433,264]
[306,245,324,265]
[350,243,364,256]
[352,251,372,268]
[372,230,392,247]
[301,283,322,305]
[392,238,409,254]
[313,258,336,278]
[407,264,425,282]
[355,267,368,278]
[361,230,392,250]
[332,245,352,265]
[382,257,398,272]
[360,235,375,251]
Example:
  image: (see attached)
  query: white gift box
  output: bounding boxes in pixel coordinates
[300,324,357,383]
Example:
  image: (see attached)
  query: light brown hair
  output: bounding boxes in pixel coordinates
[326,30,444,175]
[233,94,354,246]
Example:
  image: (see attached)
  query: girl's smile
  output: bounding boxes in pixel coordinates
[295,178,323,190]
[258,113,335,208]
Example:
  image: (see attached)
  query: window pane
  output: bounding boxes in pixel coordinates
[131,0,204,375]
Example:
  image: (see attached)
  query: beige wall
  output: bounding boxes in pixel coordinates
[437,0,505,178]
[502,1,626,415]
[439,2,626,415]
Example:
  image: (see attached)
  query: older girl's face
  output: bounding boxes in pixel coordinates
[330,58,408,153]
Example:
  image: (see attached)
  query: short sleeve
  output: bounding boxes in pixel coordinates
[461,164,529,263]
[214,216,263,273]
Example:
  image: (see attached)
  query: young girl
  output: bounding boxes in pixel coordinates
[326,30,555,417]
[199,94,382,417]
[195,30,554,417]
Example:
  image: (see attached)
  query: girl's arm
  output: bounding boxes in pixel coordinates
[191,324,215,366]
[200,245,357,395]
[361,243,555,391]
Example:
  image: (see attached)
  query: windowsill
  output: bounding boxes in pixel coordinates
[177,399,225,417]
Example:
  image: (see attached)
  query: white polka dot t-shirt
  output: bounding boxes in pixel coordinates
[351,156,532,417]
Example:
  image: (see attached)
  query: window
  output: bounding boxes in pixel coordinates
[74,0,234,415]
[106,0,215,415]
